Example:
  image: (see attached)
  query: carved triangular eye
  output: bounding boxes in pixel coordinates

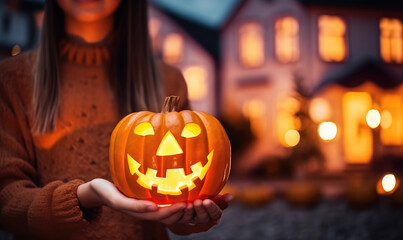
[181,123,201,138]
[134,122,155,136]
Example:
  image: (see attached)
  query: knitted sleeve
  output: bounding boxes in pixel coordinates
[0,55,91,239]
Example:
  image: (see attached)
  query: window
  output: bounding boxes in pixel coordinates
[275,17,299,63]
[380,18,403,64]
[342,92,373,164]
[162,33,183,64]
[148,18,161,51]
[182,66,207,101]
[238,22,264,68]
[318,15,347,62]
[380,94,403,145]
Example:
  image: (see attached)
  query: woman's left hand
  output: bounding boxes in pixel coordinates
[167,193,234,235]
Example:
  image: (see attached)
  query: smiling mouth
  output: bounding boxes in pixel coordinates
[127,150,213,195]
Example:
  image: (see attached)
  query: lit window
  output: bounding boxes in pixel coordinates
[238,22,264,68]
[275,17,299,63]
[381,94,403,145]
[380,18,403,64]
[318,15,347,62]
[163,33,183,64]
[149,18,161,51]
[342,92,372,164]
[182,66,207,100]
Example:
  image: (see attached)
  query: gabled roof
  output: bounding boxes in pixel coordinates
[313,59,403,93]
[299,0,403,10]
[149,0,242,29]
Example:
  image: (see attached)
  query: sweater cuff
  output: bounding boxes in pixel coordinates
[52,179,100,229]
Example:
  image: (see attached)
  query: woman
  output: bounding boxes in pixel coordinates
[0,0,232,239]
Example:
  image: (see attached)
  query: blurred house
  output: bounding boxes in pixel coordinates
[151,0,403,176]
[148,4,217,114]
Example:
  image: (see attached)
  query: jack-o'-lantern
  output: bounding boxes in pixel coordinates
[110,96,231,205]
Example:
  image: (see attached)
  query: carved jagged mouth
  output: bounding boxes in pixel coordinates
[127,150,213,195]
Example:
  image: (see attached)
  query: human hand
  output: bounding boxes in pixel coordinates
[77,178,186,224]
[168,194,234,234]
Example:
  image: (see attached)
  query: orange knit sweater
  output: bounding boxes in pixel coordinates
[0,46,189,240]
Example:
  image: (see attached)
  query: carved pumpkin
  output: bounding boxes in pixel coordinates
[109,96,231,205]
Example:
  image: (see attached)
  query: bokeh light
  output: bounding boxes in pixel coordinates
[284,129,300,147]
[380,110,393,129]
[366,109,381,128]
[318,121,337,141]
[309,98,331,123]
[377,174,399,195]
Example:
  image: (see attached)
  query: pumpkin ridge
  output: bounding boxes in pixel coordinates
[178,111,189,202]
[190,111,210,198]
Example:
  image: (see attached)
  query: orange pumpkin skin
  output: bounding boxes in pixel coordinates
[109,108,231,205]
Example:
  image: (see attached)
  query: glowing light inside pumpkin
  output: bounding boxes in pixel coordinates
[318,121,337,141]
[181,123,201,138]
[183,66,207,100]
[134,122,155,136]
[284,129,300,147]
[156,131,183,156]
[309,98,331,123]
[381,110,393,129]
[366,109,381,129]
[127,150,214,195]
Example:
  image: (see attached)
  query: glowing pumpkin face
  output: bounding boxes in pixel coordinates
[110,96,231,205]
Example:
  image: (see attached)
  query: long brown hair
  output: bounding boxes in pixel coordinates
[33,0,162,134]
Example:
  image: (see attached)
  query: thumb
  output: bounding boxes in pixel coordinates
[212,193,234,210]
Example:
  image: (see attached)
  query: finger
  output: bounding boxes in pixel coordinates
[212,193,234,210]
[179,203,194,223]
[136,202,186,221]
[203,199,222,220]
[194,199,209,224]
[160,210,185,225]
[111,197,157,213]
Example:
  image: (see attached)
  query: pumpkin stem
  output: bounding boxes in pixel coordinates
[161,95,180,113]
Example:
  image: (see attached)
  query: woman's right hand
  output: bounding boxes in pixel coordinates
[77,178,186,225]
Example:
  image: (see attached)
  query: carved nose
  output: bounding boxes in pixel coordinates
[156,131,183,156]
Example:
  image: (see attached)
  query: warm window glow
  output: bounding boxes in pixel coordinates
[366,109,381,128]
[309,98,331,123]
[149,18,161,40]
[183,66,207,100]
[242,99,266,138]
[284,129,300,147]
[380,18,403,63]
[239,22,264,67]
[275,17,299,63]
[318,121,337,141]
[380,94,403,145]
[318,15,347,62]
[342,92,372,164]
[149,18,161,51]
[163,33,184,64]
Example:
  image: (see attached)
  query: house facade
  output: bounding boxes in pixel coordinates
[220,0,403,174]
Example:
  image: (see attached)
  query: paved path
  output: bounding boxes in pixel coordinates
[170,199,403,240]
